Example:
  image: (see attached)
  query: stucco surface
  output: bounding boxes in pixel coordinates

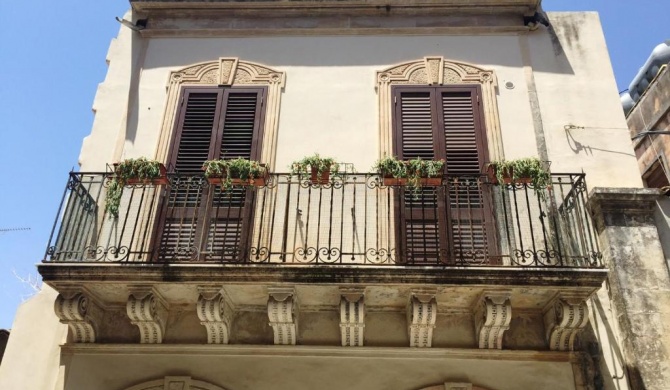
[0,285,67,390]
[62,346,576,390]
[79,16,642,191]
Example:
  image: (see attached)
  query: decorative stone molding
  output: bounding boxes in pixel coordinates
[376,56,502,160]
[474,292,512,349]
[544,295,589,351]
[126,287,168,344]
[339,288,365,347]
[408,289,438,348]
[196,287,233,344]
[54,290,102,343]
[267,287,297,345]
[156,57,286,170]
[124,376,228,390]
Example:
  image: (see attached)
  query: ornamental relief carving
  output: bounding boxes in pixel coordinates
[416,384,491,390]
[168,57,285,87]
[377,57,498,87]
[124,376,227,390]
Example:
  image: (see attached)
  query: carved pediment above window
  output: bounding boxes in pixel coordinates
[377,56,497,87]
[158,57,285,169]
[376,56,502,161]
[169,58,285,87]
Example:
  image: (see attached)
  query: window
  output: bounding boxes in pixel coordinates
[392,85,494,264]
[156,86,266,261]
[643,158,670,189]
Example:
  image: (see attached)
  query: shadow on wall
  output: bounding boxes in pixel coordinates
[122,24,148,157]
[655,197,670,271]
[0,329,9,366]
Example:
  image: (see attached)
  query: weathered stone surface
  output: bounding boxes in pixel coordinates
[589,188,670,390]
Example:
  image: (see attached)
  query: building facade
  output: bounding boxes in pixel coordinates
[1,1,669,389]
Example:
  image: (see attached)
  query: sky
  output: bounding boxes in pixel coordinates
[0,1,668,329]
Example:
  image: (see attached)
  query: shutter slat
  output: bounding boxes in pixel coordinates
[442,92,480,175]
[220,92,259,160]
[399,92,435,160]
[174,92,220,174]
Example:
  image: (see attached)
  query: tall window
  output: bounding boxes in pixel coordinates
[156,86,266,261]
[392,85,493,264]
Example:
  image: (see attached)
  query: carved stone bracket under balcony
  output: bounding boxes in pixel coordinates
[267,287,297,345]
[544,294,589,351]
[475,292,512,349]
[126,287,168,344]
[196,287,233,344]
[408,289,438,348]
[339,288,365,347]
[54,289,102,343]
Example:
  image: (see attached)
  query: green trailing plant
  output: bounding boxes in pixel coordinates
[105,158,164,218]
[373,155,445,195]
[202,158,267,191]
[290,153,339,178]
[487,157,551,196]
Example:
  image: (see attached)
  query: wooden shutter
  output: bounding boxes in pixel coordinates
[440,88,492,263]
[393,88,446,263]
[392,85,492,265]
[156,87,265,262]
[206,89,264,261]
[442,90,483,175]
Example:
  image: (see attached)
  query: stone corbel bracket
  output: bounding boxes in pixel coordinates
[543,294,589,351]
[408,289,438,348]
[475,292,512,349]
[197,287,233,344]
[340,288,365,347]
[54,289,103,343]
[127,287,168,344]
[268,287,297,345]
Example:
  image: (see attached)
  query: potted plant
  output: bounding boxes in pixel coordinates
[486,157,551,189]
[373,155,445,191]
[106,158,167,217]
[202,158,269,191]
[290,153,339,185]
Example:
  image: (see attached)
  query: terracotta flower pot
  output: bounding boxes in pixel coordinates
[118,163,169,185]
[310,167,330,185]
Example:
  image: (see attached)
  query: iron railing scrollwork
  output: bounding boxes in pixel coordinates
[44,171,602,268]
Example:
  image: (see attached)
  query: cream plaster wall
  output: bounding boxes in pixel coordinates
[80,21,640,189]
[61,346,577,390]
[529,13,642,187]
[0,285,67,390]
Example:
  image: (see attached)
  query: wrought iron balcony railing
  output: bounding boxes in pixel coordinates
[45,172,602,268]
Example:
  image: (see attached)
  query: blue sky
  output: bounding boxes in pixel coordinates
[0,1,668,329]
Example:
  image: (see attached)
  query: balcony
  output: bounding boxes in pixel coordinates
[44,171,601,269]
[38,170,608,347]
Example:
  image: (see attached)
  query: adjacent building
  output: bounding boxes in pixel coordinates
[1,1,669,389]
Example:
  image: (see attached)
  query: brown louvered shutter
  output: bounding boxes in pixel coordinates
[206,88,264,261]
[440,87,492,264]
[393,88,447,263]
[171,89,224,174]
[392,85,491,265]
[156,87,265,262]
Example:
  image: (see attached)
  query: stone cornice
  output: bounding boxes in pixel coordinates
[130,0,541,14]
[38,263,607,289]
[588,187,661,214]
